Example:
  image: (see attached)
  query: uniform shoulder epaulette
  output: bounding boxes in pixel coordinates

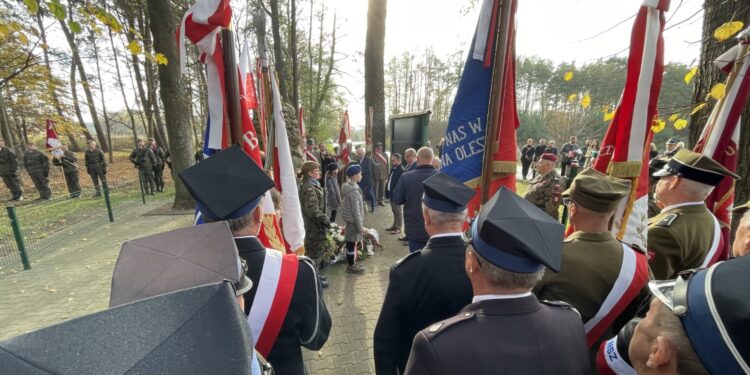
[541,300,581,318]
[298,255,316,270]
[655,213,679,228]
[423,311,476,339]
[392,250,421,269]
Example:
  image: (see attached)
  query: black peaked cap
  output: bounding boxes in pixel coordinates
[422,173,476,213]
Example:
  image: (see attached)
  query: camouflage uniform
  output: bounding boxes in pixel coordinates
[151,145,166,192]
[52,150,81,197]
[23,149,51,199]
[84,147,107,196]
[300,177,329,264]
[524,170,564,220]
[0,145,22,199]
[129,147,157,195]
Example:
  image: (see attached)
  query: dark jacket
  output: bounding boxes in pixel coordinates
[0,147,19,174]
[374,235,472,375]
[23,150,49,175]
[385,164,405,199]
[52,150,78,174]
[404,296,590,375]
[235,237,332,375]
[151,145,166,167]
[392,165,438,242]
[521,145,535,162]
[533,144,547,161]
[359,154,375,187]
[84,148,107,174]
[129,147,156,170]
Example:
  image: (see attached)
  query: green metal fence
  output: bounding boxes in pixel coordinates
[0,177,175,274]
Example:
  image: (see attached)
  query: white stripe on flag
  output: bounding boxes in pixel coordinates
[700,52,749,156]
[584,243,637,333]
[472,0,494,61]
[247,250,283,340]
[206,54,224,150]
[627,6,659,161]
[699,215,722,268]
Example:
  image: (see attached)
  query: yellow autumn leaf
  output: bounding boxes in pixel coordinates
[17,32,28,45]
[651,118,666,133]
[127,40,142,55]
[709,83,726,100]
[155,53,168,65]
[713,21,744,42]
[564,71,574,81]
[684,67,698,84]
[603,110,616,122]
[674,119,688,130]
[567,93,578,103]
[691,102,708,115]
[668,113,679,122]
[580,94,591,108]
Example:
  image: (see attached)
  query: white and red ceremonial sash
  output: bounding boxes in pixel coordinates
[338,111,351,164]
[700,214,724,268]
[584,244,649,348]
[374,151,388,166]
[247,250,299,357]
[597,335,637,375]
[585,0,669,250]
[693,34,750,262]
[304,150,318,163]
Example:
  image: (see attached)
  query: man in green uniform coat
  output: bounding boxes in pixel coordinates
[23,143,51,200]
[648,149,739,279]
[52,144,81,198]
[299,161,330,288]
[0,138,23,201]
[534,168,648,360]
[84,140,107,197]
[129,139,157,195]
[149,138,166,192]
[524,152,564,221]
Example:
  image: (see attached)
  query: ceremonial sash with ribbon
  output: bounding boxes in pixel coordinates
[374,151,388,166]
[304,150,318,163]
[596,335,637,375]
[248,250,299,357]
[699,214,724,268]
[584,244,649,347]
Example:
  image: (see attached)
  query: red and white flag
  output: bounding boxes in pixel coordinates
[45,119,60,150]
[271,72,306,254]
[693,30,750,263]
[591,0,669,251]
[239,41,258,111]
[298,106,306,140]
[338,111,351,164]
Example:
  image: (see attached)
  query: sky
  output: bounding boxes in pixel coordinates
[324,0,704,132]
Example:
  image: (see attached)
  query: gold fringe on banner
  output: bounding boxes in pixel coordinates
[608,161,642,178]
[464,177,481,189]
[262,215,286,252]
[492,161,517,174]
[616,177,639,241]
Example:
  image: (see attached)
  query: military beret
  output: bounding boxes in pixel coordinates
[653,149,740,185]
[326,163,339,172]
[421,173,476,213]
[178,145,274,221]
[562,168,630,213]
[346,164,361,177]
[541,153,558,162]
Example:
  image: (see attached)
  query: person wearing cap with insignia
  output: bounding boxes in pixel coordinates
[662,138,682,158]
[648,149,740,280]
[341,164,366,274]
[648,158,668,217]
[304,138,318,162]
[731,200,750,258]
[524,152,565,221]
[373,142,389,206]
[534,168,650,361]
[299,160,330,282]
[624,255,750,375]
[179,145,332,375]
[374,173,475,375]
[403,187,589,375]
[392,147,440,252]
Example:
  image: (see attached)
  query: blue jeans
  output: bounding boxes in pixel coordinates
[408,240,426,253]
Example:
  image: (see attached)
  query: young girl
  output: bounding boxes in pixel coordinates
[341,164,365,274]
[325,163,341,222]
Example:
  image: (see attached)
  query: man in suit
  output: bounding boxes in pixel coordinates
[534,168,648,360]
[520,138,535,180]
[403,148,417,171]
[385,153,405,234]
[355,146,376,212]
[404,188,590,375]
[372,142,389,206]
[374,173,476,375]
[179,146,332,375]
[392,147,439,252]
[649,149,740,279]
[560,136,580,178]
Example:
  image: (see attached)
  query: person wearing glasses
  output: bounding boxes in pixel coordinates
[403,188,589,375]
[648,149,740,280]
[731,200,750,258]
[597,255,750,375]
[534,168,649,360]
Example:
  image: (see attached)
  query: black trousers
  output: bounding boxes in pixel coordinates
[64,171,81,197]
[88,170,107,194]
[29,172,51,199]
[561,162,570,178]
[1,172,22,197]
[153,165,164,190]
[521,159,532,179]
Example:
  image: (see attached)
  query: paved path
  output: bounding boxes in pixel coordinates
[0,200,408,375]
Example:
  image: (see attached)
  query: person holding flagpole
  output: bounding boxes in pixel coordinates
[52,143,81,198]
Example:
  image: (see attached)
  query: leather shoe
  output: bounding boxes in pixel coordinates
[319,279,329,288]
[398,236,408,241]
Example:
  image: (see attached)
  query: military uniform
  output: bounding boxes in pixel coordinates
[372,146,389,205]
[84,147,107,196]
[524,169,564,220]
[236,236,332,375]
[300,177,329,263]
[0,145,22,199]
[129,147,157,195]
[52,150,81,197]
[151,145,166,192]
[374,235,472,375]
[404,296,590,375]
[23,149,51,200]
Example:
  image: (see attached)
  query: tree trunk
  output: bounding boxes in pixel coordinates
[91,32,114,160]
[0,95,14,150]
[69,63,97,142]
[36,12,80,151]
[365,0,387,147]
[290,0,300,110]
[269,0,289,101]
[689,0,750,233]
[108,22,136,162]
[146,0,195,209]
[142,9,169,148]
[59,20,109,152]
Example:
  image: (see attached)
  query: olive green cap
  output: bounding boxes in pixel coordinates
[653,149,740,185]
[562,168,631,213]
[731,200,750,214]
